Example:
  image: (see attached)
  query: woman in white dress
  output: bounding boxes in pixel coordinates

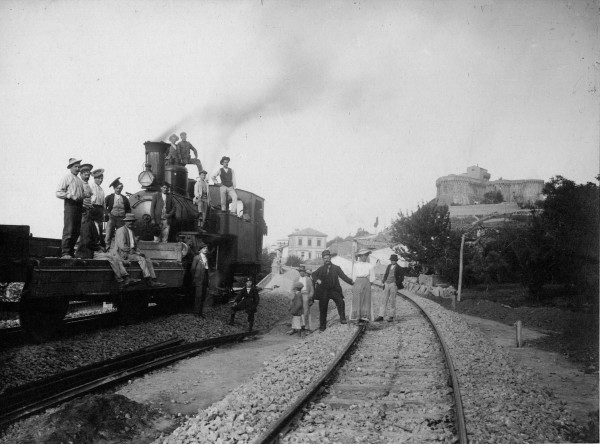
[350,249,376,323]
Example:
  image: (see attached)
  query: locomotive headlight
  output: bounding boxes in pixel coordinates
[138,163,155,188]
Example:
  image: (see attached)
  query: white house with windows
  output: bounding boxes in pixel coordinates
[287,228,327,261]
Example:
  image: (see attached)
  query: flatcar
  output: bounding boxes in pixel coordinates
[0,140,267,340]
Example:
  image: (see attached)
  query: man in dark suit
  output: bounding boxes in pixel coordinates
[150,182,176,242]
[76,206,138,288]
[312,249,354,332]
[191,242,210,317]
[375,254,405,322]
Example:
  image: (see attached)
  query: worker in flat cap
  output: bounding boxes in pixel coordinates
[112,213,166,288]
[177,132,204,177]
[89,168,106,211]
[56,158,85,258]
[191,242,210,317]
[311,249,354,331]
[165,134,179,166]
[79,163,94,210]
[212,156,238,215]
[104,178,131,248]
[375,253,405,323]
[150,181,175,242]
[193,170,211,230]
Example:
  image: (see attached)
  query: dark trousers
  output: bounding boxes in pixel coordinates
[193,271,209,315]
[318,290,346,330]
[230,307,255,331]
[62,200,83,256]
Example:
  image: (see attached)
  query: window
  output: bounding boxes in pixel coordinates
[300,251,305,259]
[309,252,312,259]
[308,238,312,246]
[298,238,303,246]
[317,239,321,247]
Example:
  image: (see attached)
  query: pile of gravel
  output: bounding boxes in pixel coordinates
[158,322,358,444]
[0,290,290,394]
[401,291,581,443]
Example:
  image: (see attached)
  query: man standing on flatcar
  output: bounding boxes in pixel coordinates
[176,132,203,177]
[56,158,85,258]
[89,168,106,212]
[113,213,166,288]
[191,242,210,318]
[104,178,131,247]
[79,163,94,210]
[312,249,353,332]
[212,156,238,215]
[150,182,175,242]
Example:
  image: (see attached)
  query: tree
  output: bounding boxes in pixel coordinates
[285,255,303,267]
[391,202,459,281]
[260,249,275,277]
[538,176,599,298]
[482,190,504,204]
[327,236,345,247]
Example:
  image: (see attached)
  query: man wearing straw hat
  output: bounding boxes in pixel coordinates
[79,163,94,210]
[113,213,166,288]
[212,156,238,214]
[56,157,85,258]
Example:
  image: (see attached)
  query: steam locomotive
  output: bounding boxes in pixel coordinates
[0,141,266,340]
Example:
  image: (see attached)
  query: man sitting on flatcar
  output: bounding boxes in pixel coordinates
[77,207,139,289]
[113,213,166,288]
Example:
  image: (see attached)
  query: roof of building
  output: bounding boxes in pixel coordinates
[288,228,327,237]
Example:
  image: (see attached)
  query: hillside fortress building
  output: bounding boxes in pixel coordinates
[436,165,544,206]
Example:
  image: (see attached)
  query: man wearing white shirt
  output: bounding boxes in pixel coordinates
[212,156,238,214]
[56,157,85,258]
[89,168,106,210]
[113,213,166,288]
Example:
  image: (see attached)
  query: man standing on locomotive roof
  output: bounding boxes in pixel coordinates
[150,182,175,242]
[176,132,203,177]
[56,158,85,258]
[191,242,210,318]
[212,156,238,215]
[312,249,353,332]
[193,170,211,230]
[113,213,166,288]
[104,178,131,247]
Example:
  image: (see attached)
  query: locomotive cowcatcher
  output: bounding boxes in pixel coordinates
[0,141,267,340]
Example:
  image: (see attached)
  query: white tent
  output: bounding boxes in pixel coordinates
[331,255,354,277]
[369,247,409,268]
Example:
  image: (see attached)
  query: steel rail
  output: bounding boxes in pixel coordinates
[0,330,258,429]
[255,323,367,444]
[398,290,468,444]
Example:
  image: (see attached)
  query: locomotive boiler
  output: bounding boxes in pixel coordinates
[0,140,266,340]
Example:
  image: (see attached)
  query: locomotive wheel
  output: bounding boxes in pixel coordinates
[19,295,69,342]
[118,292,149,323]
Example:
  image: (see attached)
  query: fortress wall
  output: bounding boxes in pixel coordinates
[485,179,544,204]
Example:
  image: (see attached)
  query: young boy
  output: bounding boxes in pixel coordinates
[288,281,305,337]
[229,277,260,331]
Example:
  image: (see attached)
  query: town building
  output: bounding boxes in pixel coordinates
[287,228,327,260]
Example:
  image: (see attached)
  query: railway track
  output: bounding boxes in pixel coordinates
[257,292,467,444]
[0,330,258,429]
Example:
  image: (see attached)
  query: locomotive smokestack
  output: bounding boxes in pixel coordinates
[143,141,170,191]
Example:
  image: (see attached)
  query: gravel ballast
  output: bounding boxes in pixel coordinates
[0,291,290,394]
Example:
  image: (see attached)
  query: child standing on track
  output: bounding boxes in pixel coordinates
[288,281,305,337]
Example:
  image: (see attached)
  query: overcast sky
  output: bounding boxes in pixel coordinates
[1,0,598,245]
